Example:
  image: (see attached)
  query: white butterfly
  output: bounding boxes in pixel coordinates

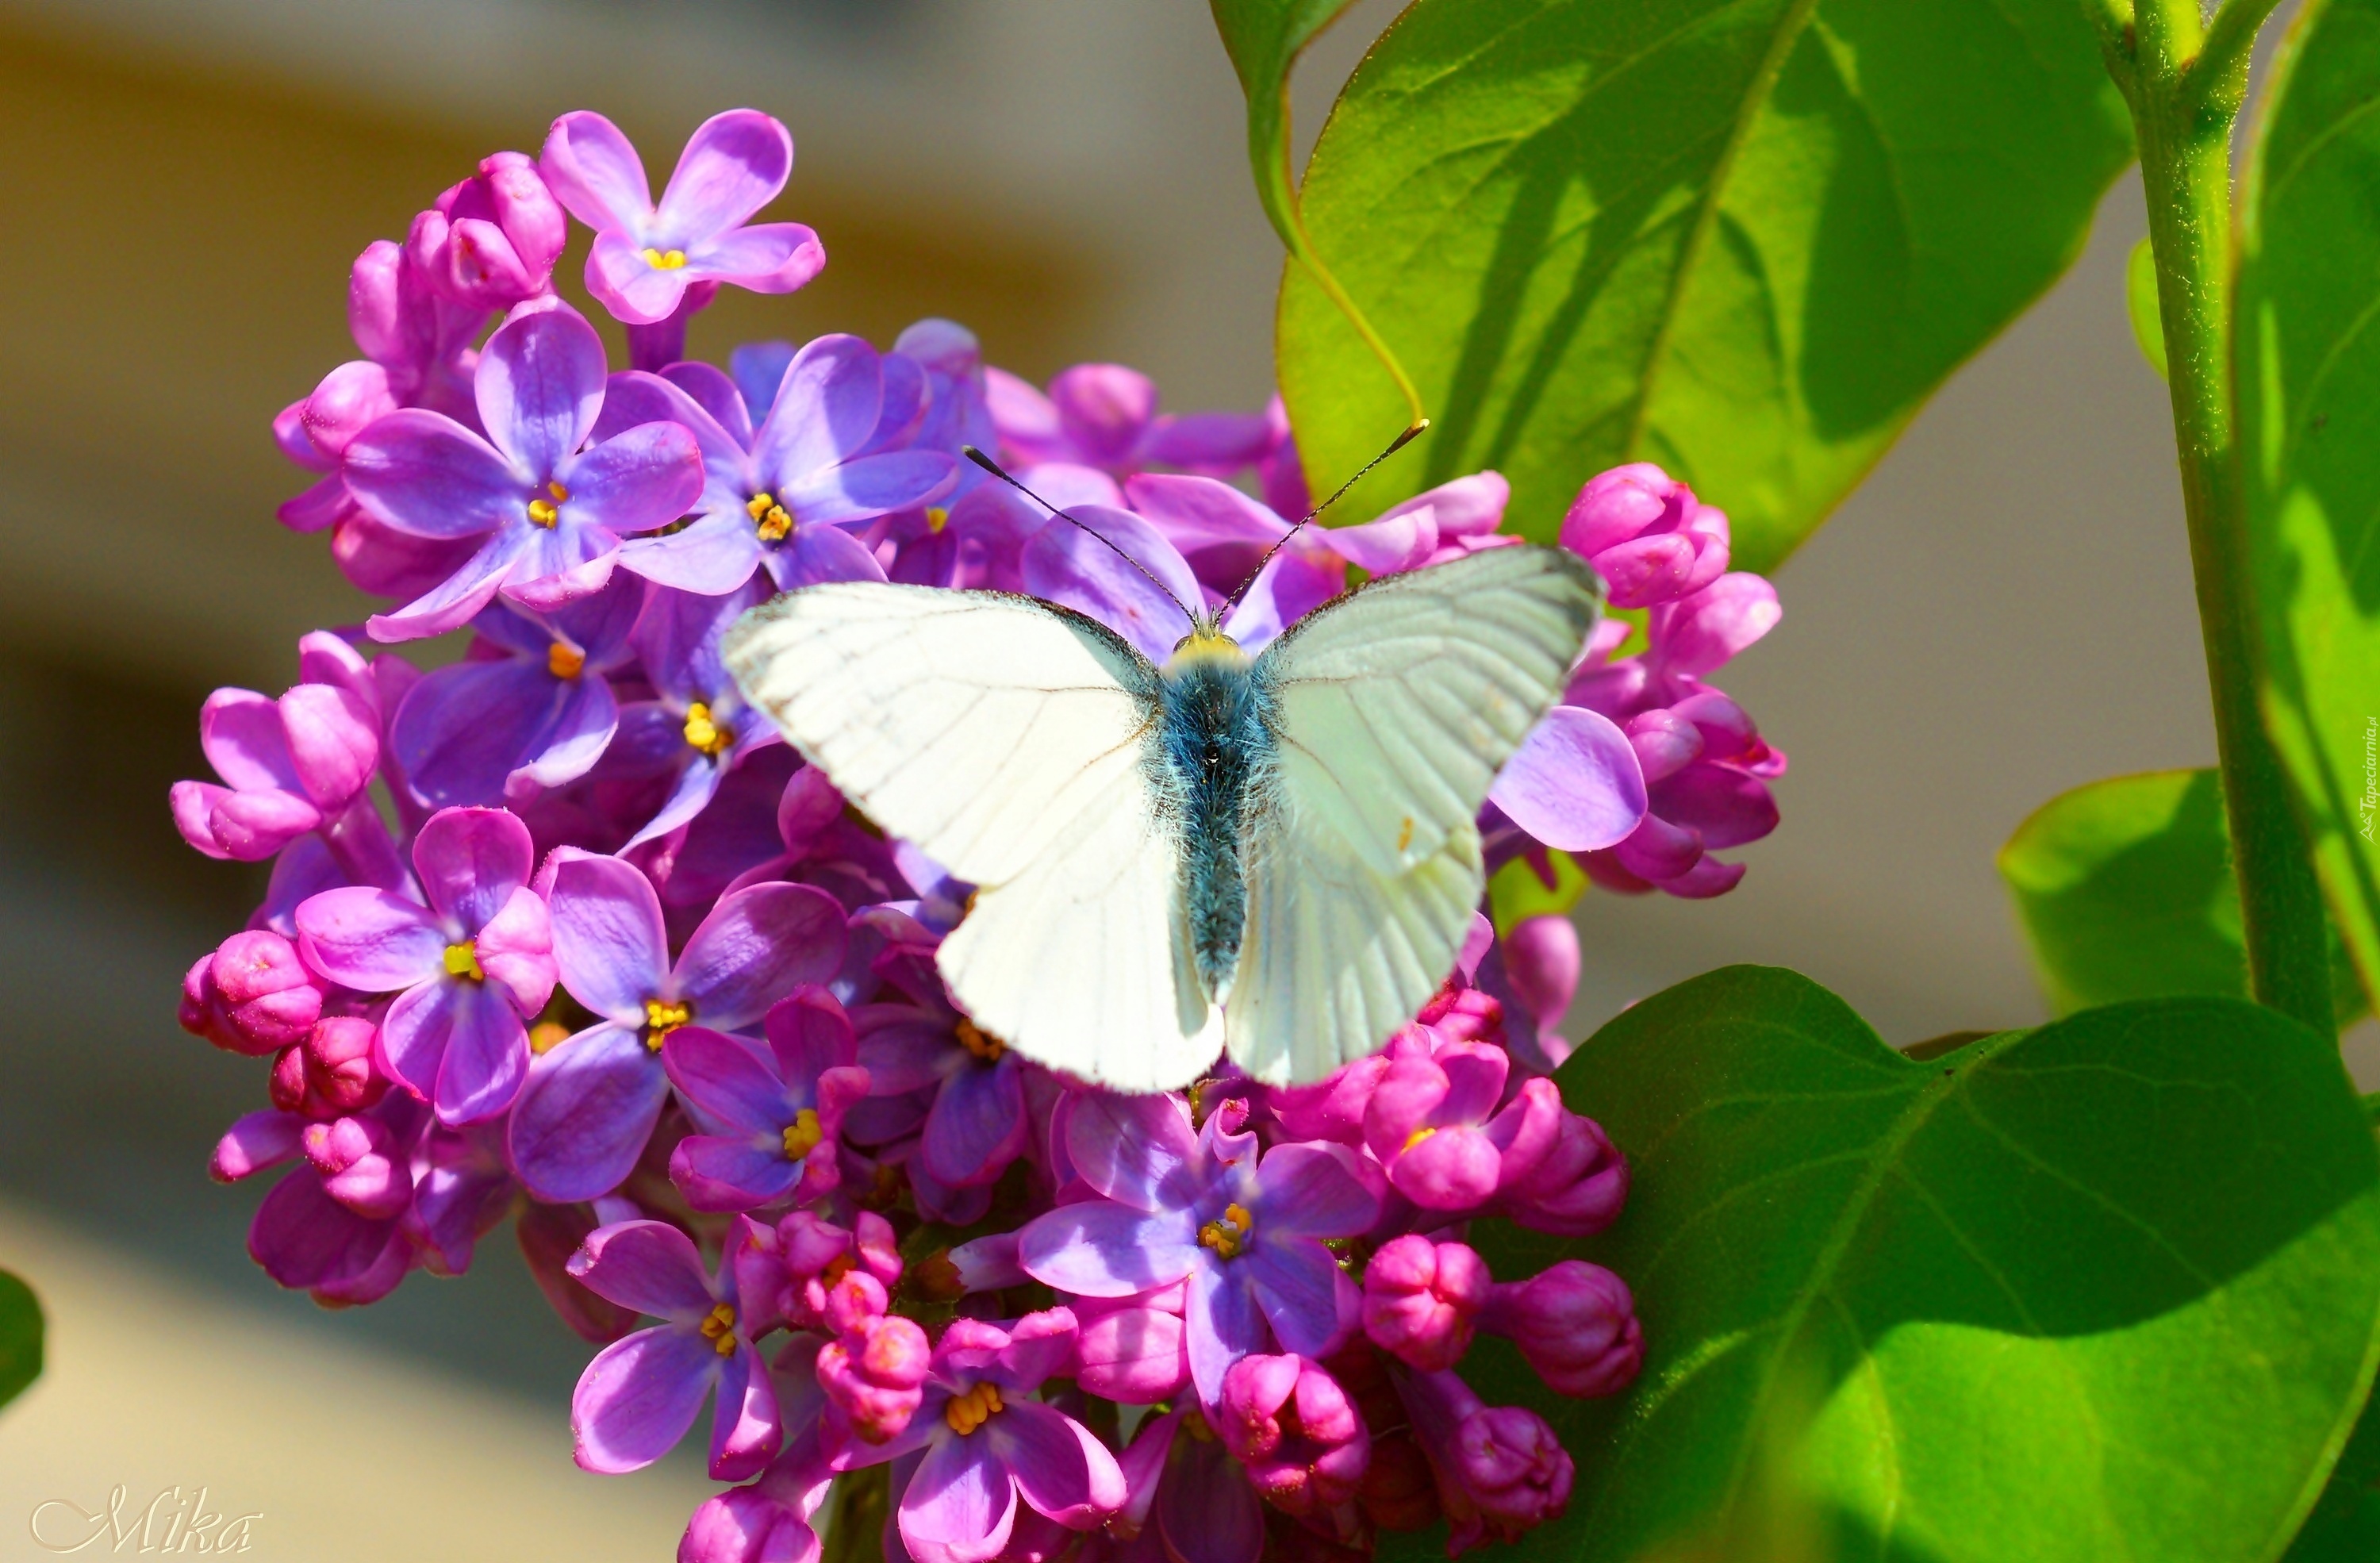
[724,537,1600,1092]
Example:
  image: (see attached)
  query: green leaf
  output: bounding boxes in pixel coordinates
[2129,235,2170,379]
[1211,0,1426,427]
[1427,967,2380,1563]
[2238,0,2380,1020]
[1998,767,2367,1022]
[2286,1388,2380,1560]
[1489,849,1590,932]
[1277,0,2132,570]
[0,1268,41,1410]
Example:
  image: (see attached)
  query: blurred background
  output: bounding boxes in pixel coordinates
[0,0,2354,1556]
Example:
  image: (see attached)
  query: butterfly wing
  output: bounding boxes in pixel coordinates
[1230,545,1603,1084]
[725,583,1222,1090]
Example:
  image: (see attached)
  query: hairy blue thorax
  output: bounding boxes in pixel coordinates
[1154,627,1276,1000]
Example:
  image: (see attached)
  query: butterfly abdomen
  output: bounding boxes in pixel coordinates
[1154,647,1275,1002]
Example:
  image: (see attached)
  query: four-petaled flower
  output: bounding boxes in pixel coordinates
[664,986,872,1212]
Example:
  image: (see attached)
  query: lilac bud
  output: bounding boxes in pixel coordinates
[1365,1048,1560,1213]
[1480,1261,1642,1399]
[304,1016,384,1113]
[409,151,566,309]
[1217,1354,1371,1518]
[678,1488,817,1563]
[1362,1236,1489,1373]
[1495,1111,1629,1237]
[300,359,397,461]
[820,1269,888,1336]
[1560,463,1729,610]
[1414,984,1504,1047]
[1502,916,1580,1042]
[205,931,327,1055]
[818,1314,928,1444]
[301,1114,411,1219]
[1452,1405,1573,1538]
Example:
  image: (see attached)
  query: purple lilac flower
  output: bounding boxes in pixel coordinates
[342,301,705,641]
[409,1121,518,1277]
[597,577,784,849]
[1361,1040,1562,1213]
[390,574,645,808]
[294,806,555,1123]
[1392,1366,1575,1553]
[986,363,1270,478]
[601,336,958,596]
[846,940,1028,1224]
[1016,1093,1378,1405]
[171,678,379,864]
[569,1218,782,1479]
[1480,1260,1642,1399]
[405,151,567,313]
[220,1091,430,1306]
[831,1310,1127,1563]
[543,109,823,324]
[509,851,846,1203]
[665,987,872,1212]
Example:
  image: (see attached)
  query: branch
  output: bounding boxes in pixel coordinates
[2188,0,2286,120]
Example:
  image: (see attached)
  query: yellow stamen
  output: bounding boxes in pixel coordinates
[643,248,689,271]
[698,1301,737,1357]
[954,1020,1004,1062]
[682,701,732,756]
[781,1108,824,1160]
[746,491,794,542]
[547,643,586,679]
[529,1020,570,1054]
[1197,1202,1254,1260]
[942,1381,1004,1435]
[443,942,485,981]
[1401,1126,1437,1154]
[644,997,693,1050]
[528,497,559,528]
[926,505,950,535]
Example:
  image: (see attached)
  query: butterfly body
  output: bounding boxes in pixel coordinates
[1151,626,1276,1003]
[725,543,1601,1091]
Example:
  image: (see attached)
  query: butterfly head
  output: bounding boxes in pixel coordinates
[1166,615,1247,673]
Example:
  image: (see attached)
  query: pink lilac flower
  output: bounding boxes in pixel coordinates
[294,806,556,1123]
[601,336,958,596]
[664,986,871,1212]
[1215,1354,1371,1519]
[1016,1093,1378,1405]
[541,109,823,367]
[1360,1236,1488,1373]
[390,574,646,808]
[509,851,846,1203]
[221,1092,430,1306]
[180,929,328,1057]
[171,677,379,864]
[267,1016,384,1119]
[1392,1366,1574,1554]
[986,363,1270,478]
[405,151,567,313]
[1491,1107,1629,1237]
[407,1121,517,1277]
[601,578,784,849]
[342,301,705,641]
[1478,1260,1641,1398]
[1361,1040,1562,1213]
[569,1218,782,1479]
[831,1310,1127,1563]
[1559,463,1729,609]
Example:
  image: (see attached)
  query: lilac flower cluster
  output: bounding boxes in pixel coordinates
[171,110,1783,1561]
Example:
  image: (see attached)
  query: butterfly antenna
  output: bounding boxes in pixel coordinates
[1221,419,1430,611]
[962,447,1199,624]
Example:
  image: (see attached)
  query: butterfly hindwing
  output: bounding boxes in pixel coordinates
[1229,545,1603,1083]
[724,583,1223,1087]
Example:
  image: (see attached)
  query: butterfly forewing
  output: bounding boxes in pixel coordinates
[724,584,1223,1087]
[1229,546,1603,1084]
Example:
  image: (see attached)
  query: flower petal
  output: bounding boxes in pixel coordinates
[1020,506,1197,662]
[752,335,886,487]
[548,851,671,1021]
[656,109,793,240]
[572,1324,717,1473]
[1064,1092,1198,1212]
[664,1026,794,1135]
[617,509,767,596]
[507,1023,671,1202]
[431,977,532,1124]
[899,1433,1018,1563]
[689,222,826,294]
[295,888,443,991]
[344,411,525,540]
[1250,1142,1380,1238]
[675,883,848,1031]
[559,420,708,536]
[1244,1238,1350,1359]
[767,521,889,591]
[710,1338,784,1480]
[478,305,609,478]
[1016,1204,1198,1298]
[777,451,958,527]
[412,805,535,930]
[919,1059,1026,1189]
[1184,1261,1265,1408]
[367,532,526,643]
[540,110,654,232]
[990,1400,1125,1529]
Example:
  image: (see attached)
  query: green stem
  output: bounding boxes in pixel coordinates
[2119,0,2336,1033]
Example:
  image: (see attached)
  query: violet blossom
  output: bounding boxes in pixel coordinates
[600,577,783,848]
[509,850,846,1203]
[986,362,1271,478]
[664,986,871,1212]
[342,301,705,640]
[294,806,556,1123]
